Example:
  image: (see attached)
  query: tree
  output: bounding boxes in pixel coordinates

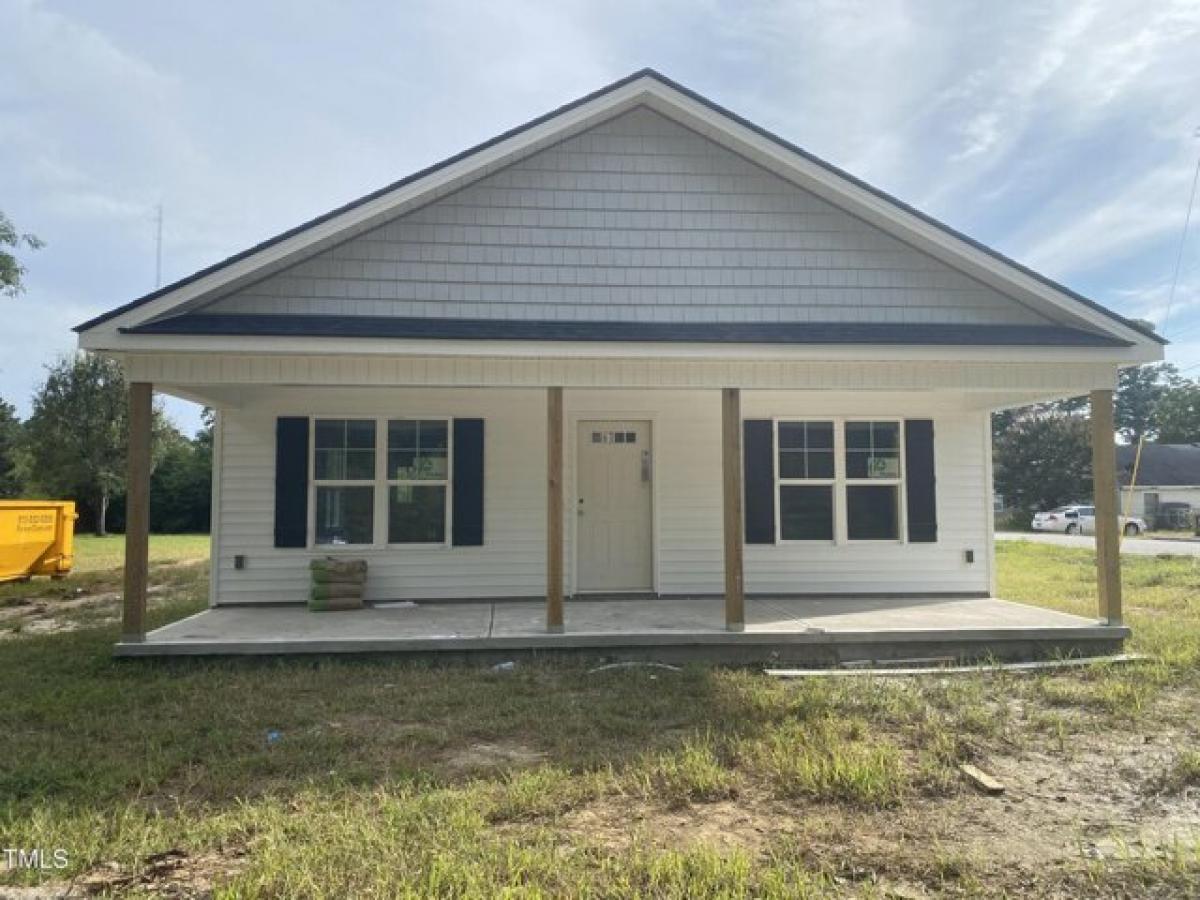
[0,399,26,498]
[25,354,168,535]
[148,414,212,533]
[1116,363,1178,443]
[1154,380,1200,443]
[993,409,1093,514]
[0,211,44,297]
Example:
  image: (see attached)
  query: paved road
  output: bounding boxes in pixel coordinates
[996,531,1200,556]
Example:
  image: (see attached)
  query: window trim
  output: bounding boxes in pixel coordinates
[772,417,907,545]
[842,418,905,544]
[774,418,837,545]
[307,415,454,550]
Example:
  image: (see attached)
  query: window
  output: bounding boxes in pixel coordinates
[778,421,834,479]
[774,419,905,543]
[314,419,376,545]
[844,421,902,541]
[312,417,452,547]
[591,430,637,444]
[846,484,898,540]
[844,421,900,479]
[387,420,449,544]
[777,421,835,541]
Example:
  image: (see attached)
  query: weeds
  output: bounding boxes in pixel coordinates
[738,718,908,806]
[630,735,739,807]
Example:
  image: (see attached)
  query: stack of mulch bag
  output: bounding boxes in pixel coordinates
[309,557,368,611]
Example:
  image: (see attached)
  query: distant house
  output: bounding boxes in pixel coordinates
[74,69,1162,655]
[1117,444,1200,527]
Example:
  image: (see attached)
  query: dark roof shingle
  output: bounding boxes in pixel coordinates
[1117,443,1200,487]
[126,314,1131,347]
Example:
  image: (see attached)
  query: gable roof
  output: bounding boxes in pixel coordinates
[1118,443,1200,487]
[75,68,1165,350]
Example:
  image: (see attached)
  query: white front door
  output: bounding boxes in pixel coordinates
[576,420,653,592]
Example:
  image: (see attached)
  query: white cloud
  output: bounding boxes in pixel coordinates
[1014,152,1200,276]
[1111,266,1200,331]
[915,1,1200,225]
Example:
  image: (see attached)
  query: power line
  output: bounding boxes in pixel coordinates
[1165,312,1200,340]
[1163,130,1200,336]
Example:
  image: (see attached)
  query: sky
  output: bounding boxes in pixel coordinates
[3,0,1200,435]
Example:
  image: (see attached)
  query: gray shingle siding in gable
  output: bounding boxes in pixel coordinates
[200,107,1054,327]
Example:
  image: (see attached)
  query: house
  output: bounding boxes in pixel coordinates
[1118,443,1200,527]
[76,70,1164,661]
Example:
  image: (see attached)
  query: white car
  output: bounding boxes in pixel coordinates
[1031,505,1146,537]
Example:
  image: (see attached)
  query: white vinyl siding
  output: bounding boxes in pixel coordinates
[212,386,991,604]
[1125,487,1200,518]
[199,106,1050,329]
[217,389,544,602]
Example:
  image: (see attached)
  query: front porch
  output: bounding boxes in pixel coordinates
[115,594,1126,664]
[109,351,1133,664]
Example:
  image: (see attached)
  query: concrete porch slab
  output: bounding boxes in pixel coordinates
[116,595,1128,665]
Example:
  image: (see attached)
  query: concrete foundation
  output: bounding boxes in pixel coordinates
[115,595,1128,666]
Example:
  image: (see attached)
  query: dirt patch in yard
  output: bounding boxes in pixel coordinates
[0,591,120,638]
[0,844,249,899]
[0,561,205,638]
[563,789,792,856]
[77,845,248,898]
[553,716,1200,896]
[444,740,548,773]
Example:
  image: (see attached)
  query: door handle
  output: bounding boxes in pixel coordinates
[641,450,651,483]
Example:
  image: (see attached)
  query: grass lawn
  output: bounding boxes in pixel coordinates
[1,538,1198,897]
[68,534,211,573]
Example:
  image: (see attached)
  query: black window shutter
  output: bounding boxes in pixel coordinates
[743,419,775,544]
[904,419,937,543]
[274,417,309,548]
[452,418,485,546]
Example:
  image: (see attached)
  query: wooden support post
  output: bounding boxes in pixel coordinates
[546,387,565,633]
[722,388,745,632]
[1090,388,1122,625]
[122,381,152,642]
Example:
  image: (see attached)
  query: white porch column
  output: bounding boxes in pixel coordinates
[546,386,565,633]
[722,388,745,631]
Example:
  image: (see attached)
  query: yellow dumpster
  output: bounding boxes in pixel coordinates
[0,501,78,583]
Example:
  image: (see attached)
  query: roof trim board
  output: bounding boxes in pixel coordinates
[75,69,1164,350]
[125,314,1131,347]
